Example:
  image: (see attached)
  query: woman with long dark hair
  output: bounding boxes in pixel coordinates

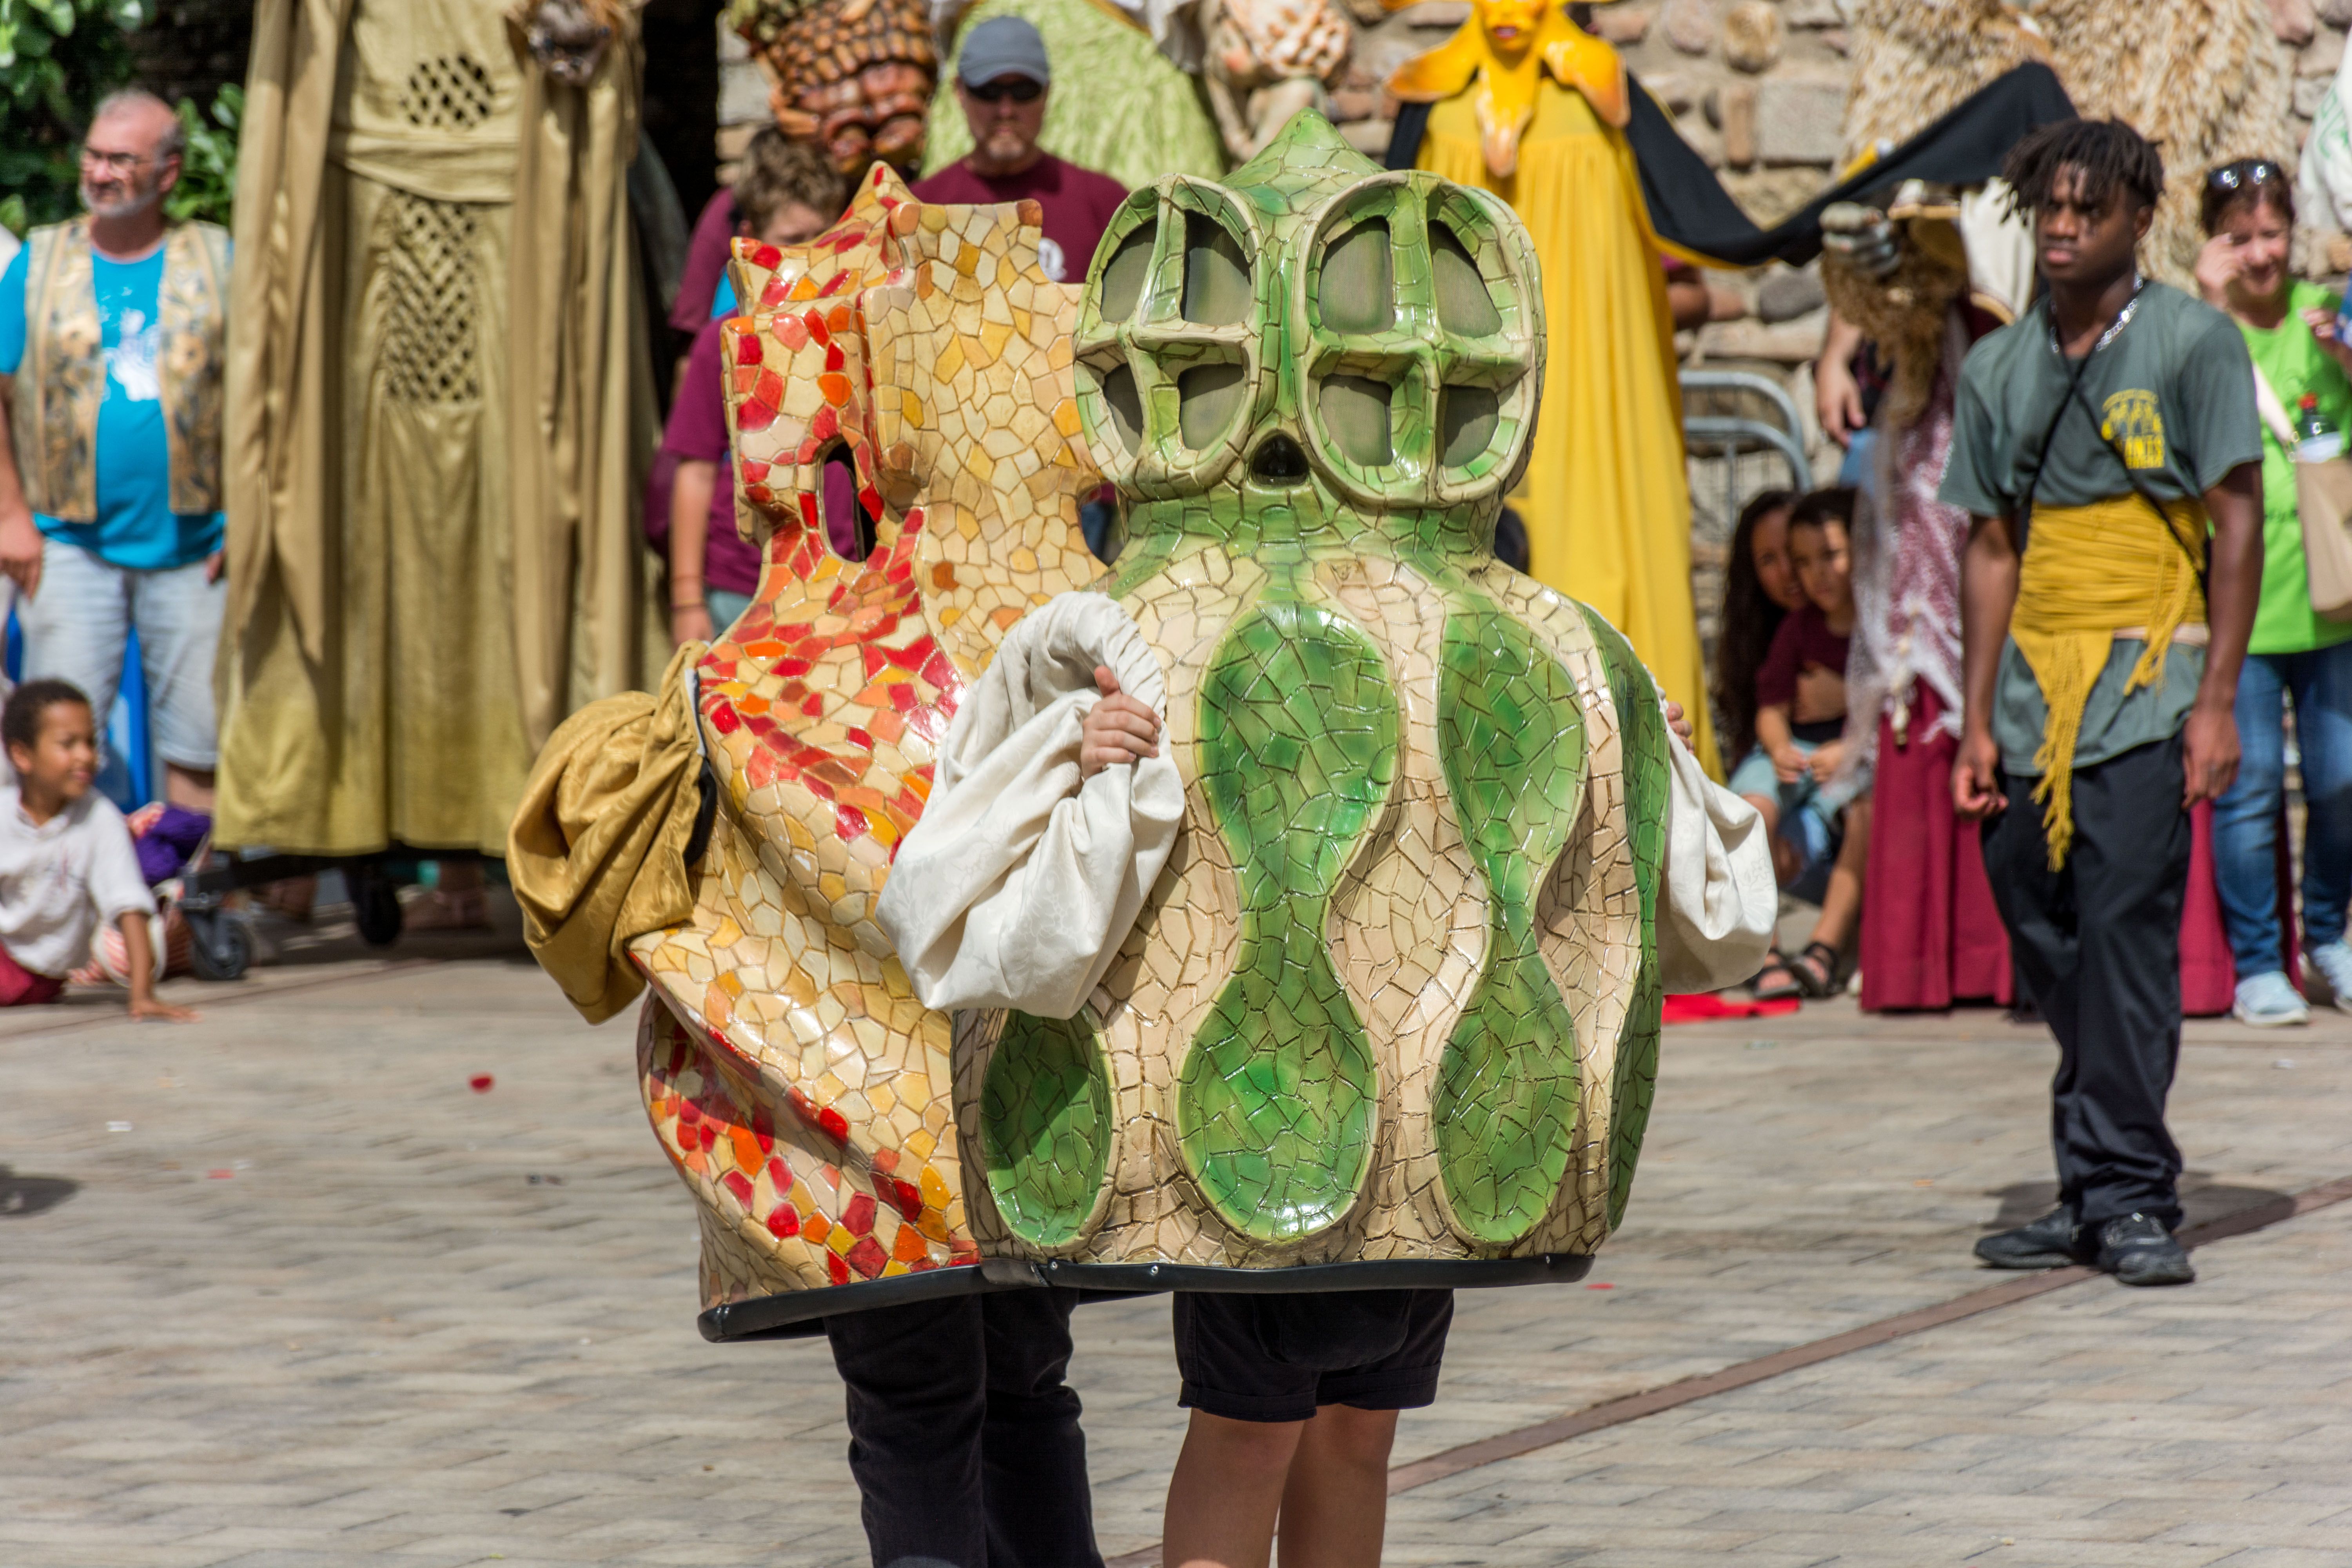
[1712,489,1802,765]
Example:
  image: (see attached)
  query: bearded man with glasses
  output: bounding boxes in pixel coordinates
[0,89,231,817]
[910,17,1129,289]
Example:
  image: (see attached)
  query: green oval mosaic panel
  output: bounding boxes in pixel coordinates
[1578,606,1669,1229]
[1178,598,1399,1242]
[980,1009,1114,1249]
[1433,607,1587,1243]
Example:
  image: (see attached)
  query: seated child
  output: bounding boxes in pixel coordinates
[1736,489,1871,1000]
[0,680,194,1021]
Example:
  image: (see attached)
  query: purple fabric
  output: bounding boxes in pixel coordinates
[134,805,210,884]
[1755,603,1851,711]
[648,315,872,588]
[672,190,740,336]
[651,317,766,596]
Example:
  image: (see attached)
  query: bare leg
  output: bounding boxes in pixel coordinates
[1274,1405,1397,1568]
[165,762,214,814]
[1743,792,1800,886]
[1164,1410,1304,1568]
[1808,799,1872,950]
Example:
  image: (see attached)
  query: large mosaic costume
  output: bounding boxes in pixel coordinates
[512,118,1771,1339]
[221,0,656,855]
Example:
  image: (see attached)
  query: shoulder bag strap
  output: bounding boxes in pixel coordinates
[2250,363,2300,449]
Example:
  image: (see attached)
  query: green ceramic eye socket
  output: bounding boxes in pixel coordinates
[1183,211,1252,327]
[1075,178,1266,499]
[1319,374,1394,468]
[1430,223,1501,338]
[1098,223,1156,323]
[1096,361,1145,453]
[1316,217,1395,335]
[1438,384,1498,468]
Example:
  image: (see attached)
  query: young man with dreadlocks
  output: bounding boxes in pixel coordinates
[1944,118,2264,1287]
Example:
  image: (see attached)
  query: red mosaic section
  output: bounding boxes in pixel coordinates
[641,1008,977,1281]
[702,172,957,859]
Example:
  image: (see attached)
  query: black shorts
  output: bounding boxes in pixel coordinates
[1172,1288,1454,1424]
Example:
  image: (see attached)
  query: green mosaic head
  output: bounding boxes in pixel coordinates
[1074,112,1546,555]
[967,115,1666,1270]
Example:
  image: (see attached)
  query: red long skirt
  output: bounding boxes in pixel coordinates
[1858,686,2233,1016]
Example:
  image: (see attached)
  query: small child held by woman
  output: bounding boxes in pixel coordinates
[1731,488,1873,999]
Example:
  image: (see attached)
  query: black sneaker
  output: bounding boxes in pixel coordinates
[1973,1205,2081,1269]
[2092,1212,2195,1286]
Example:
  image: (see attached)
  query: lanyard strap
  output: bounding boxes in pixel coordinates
[2016,278,2145,526]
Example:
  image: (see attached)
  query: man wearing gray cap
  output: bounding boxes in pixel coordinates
[912,15,1128,283]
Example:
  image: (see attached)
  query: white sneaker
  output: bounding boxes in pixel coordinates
[2233,970,2310,1027]
[2304,940,2352,1012]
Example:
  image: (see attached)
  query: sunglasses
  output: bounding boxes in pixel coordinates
[2205,159,2285,194]
[967,76,1043,103]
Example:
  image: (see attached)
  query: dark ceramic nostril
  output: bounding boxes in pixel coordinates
[1249,434,1310,484]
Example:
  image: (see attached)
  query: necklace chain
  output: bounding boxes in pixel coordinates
[2047,274,2147,359]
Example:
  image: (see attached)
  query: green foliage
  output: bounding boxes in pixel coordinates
[164,83,240,227]
[0,0,194,237]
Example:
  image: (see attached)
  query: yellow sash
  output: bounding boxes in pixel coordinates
[2011,494,2207,869]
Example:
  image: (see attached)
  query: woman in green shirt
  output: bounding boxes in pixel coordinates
[2196,160,2352,1025]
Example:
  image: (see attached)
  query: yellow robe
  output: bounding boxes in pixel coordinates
[220,0,659,856]
[1417,80,1719,775]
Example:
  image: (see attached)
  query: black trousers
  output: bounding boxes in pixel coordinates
[824,1287,1101,1568]
[1981,734,2189,1230]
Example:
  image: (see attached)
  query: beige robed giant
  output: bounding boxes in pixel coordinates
[220,0,658,856]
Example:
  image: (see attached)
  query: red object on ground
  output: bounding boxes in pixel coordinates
[469,1074,494,1093]
[1858,686,2234,1017]
[1662,993,1800,1024]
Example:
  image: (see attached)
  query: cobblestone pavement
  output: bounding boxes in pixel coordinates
[5,915,2352,1568]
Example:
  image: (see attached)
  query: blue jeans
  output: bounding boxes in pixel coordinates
[707,587,754,638]
[2212,640,2352,977]
[18,536,225,770]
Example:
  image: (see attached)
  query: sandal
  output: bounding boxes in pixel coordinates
[1751,944,1802,1002]
[1788,940,1842,998]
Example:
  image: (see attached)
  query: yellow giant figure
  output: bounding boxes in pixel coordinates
[1388,0,1715,773]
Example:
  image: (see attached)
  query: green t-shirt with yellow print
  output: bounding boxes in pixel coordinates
[2237,278,2352,655]
[1940,280,2263,776]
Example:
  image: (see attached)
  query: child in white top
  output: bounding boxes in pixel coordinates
[0,680,193,1020]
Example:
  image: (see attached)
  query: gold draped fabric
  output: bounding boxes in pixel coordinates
[2011,494,2208,869]
[220,0,658,857]
[1418,80,1720,777]
[508,639,706,1024]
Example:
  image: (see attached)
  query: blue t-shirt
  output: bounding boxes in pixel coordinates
[0,242,225,570]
